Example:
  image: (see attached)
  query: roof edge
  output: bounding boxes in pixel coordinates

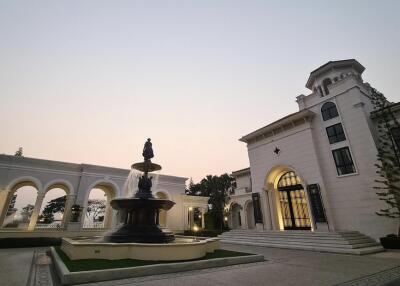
[305,59,365,89]
[239,109,314,143]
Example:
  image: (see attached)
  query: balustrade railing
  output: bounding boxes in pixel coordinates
[35,223,63,230]
[82,221,105,229]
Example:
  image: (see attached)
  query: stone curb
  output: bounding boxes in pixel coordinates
[50,247,264,285]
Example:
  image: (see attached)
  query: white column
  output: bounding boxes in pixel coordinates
[0,189,11,227]
[28,192,46,231]
[185,206,193,230]
[263,188,275,230]
[61,194,76,228]
[201,208,205,228]
[104,204,113,229]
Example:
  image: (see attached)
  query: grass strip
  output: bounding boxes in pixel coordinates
[55,247,256,272]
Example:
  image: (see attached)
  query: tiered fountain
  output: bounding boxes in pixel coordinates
[104,138,175,243]
[61,139,220,261]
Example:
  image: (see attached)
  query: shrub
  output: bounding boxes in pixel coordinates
[0,237,62,248]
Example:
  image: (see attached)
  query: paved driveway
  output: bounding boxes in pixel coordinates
[1,244,400,286]
[0,247,35,286]
[78,243,400,286]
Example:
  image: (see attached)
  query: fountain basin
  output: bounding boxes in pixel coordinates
[61,236,220,261]
[131,161,161,172]
[104,198,176,243]
[110,198,174,210]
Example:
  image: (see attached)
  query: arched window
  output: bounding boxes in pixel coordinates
[277,171,301,188]
[322,78,332,95]
[277,171,311,230]
[321,102,339,121]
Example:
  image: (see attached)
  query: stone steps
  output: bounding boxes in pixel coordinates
[220,234,376,244]
[219,237,377,247]
[218,230,384,255]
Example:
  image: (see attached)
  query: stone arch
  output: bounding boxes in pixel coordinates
[44,179,74,195]
[39,180,76,229]
[83,180,119,205]
[1,176,43,229]
[7,176,43,193]
[244,199,255,229]
[229,202,242,230]
[82,180,119,229]
[264,165,312,231]
[154,190,171,228]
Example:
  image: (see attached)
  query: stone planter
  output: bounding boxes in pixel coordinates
[380,235,400,249]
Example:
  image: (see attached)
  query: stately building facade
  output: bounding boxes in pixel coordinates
[229,59,399,240]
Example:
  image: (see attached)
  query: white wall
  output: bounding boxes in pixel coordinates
[243,65,397,239]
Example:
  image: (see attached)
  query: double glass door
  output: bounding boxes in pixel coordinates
[277,172,311,230]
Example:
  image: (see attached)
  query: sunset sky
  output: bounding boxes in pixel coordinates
[1,0,400,184]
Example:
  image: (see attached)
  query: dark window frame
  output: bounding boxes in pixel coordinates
[326,123,346,144]
[390,127,400,166]
[391,127,400,150]
[322,78,332,95]
[321,102,339,121]
[332,147,356,176]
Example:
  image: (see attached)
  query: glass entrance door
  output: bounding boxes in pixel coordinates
[277,172,311,230]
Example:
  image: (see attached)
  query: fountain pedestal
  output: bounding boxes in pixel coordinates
[104,139,176,243]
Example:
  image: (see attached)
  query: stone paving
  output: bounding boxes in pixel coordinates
[0,247,36,286]
[1,243,400,286]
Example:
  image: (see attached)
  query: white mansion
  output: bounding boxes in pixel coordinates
[228,59,399,240]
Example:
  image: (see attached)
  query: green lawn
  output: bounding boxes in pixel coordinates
[55,247,256,272]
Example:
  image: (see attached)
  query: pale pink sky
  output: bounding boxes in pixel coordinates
[1,1,400,183]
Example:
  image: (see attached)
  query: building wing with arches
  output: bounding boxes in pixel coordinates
[0,155,209,238]
[229,59,399,240]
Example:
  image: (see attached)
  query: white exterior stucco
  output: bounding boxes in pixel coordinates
[232,59,399,240]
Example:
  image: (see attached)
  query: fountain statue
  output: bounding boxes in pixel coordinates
[104,139,175,243]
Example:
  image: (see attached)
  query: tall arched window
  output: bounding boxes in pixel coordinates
[321,102,339,121]
[277,171,311,230]
[322,78,332,95]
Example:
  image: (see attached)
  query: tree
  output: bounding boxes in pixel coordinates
[6,194,18,216]
[40,195,66,223]
[187,173,236,231]
[86,199,106,221]
[21,204,34,219]
[371,88,400,235]
[14,147,23,157]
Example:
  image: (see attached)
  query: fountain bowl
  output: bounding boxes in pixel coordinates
[61,236,220,261]
[131,161,161,172]
[103,198,176,243]
[110,198,174,211]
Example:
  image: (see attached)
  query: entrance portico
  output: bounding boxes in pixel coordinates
[264,166,313,231]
